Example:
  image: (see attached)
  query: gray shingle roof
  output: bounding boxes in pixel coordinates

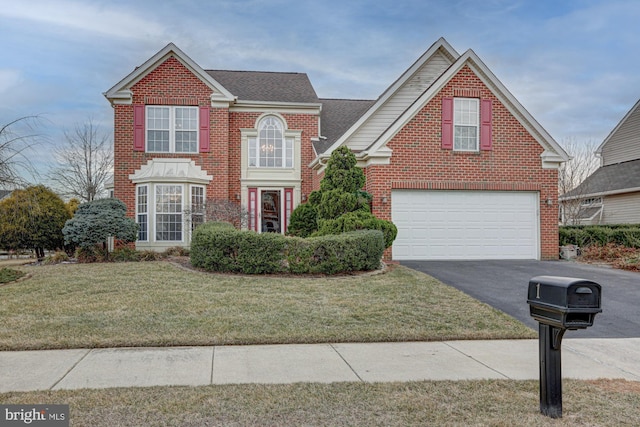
[205,71,375,155]
[576,206,602,220]
[315,98,376,154]
[206,70,319,104]
[561,158,640,199]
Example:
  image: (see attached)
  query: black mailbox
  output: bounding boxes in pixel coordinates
[527,276,602,330]
[527,275,602,419]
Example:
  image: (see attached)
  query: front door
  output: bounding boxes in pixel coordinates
[247,187,294,233]
[261,190,281,233]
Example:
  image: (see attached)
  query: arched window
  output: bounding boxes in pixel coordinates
[248,116,294,168]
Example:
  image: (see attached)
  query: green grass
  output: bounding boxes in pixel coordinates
[0,267,25,284]
[0,261,535,350]
[1,379,638,426]
[1,260,636,425]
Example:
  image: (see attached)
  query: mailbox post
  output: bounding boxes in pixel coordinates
[527,276,602,419]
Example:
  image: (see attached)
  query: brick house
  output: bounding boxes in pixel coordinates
[105,38,568,260]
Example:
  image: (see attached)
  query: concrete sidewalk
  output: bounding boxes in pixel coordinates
[1,339,639,393]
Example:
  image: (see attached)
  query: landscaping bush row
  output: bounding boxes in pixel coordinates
[560,225,640,248]
[190,222,385,275]
[42,246,190,264]
[560,223,640,230]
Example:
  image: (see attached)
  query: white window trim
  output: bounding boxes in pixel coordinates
[190,185,206,231]
[146,106,199,154]
[136,184,149,242]
[154,184,185,243]
[581,197,603,206]
[248,115,295,169]
[453,97,479,152]
[136,183,214,245]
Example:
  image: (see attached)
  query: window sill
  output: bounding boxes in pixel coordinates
[452,150,481,155]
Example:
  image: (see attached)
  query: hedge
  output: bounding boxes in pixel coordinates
[560,224,640,248]
[190,222,384,275]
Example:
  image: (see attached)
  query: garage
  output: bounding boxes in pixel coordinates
[391,190,539,260]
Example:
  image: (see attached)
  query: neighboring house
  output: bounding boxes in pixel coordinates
[560,99,640,225]
[104,38,568,260]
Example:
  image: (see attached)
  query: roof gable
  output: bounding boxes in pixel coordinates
[364,47,569,168]
[313,38,569,169]
[315,38,458,160]
[596,98,640,165]
[104,43,234,104]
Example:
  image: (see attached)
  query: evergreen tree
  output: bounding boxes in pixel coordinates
[62,198,138,257]
[287,146,397,247]
[0,185,70,258]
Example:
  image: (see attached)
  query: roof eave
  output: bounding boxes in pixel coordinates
[104,43,235,105]
[595,98,640,155]
[560,186,640,201]
[231,100,322,112]
[356,49,570,167]
[462,50,570,163]
[317,37,460,159]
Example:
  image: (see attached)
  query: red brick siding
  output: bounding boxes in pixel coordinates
[113,55,318,224]
[365,65,559,260]
[114,56,226,219]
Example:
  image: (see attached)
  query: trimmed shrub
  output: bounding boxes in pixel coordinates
[111,247,142,262]
[286,203,318,238]
[301,230,384,274]
[75,246,108,263]
[191,223,287,274]
[191,222,384,275]
[287,146,397,249]
[316,211,398,248]
[560,225,640,248]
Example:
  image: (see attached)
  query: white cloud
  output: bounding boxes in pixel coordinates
[0,0,166,40]
[2,0,640,160]
[0,69,22,94]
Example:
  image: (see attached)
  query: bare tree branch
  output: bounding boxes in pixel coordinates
[48,119,113,202]
[558,137,601,225]
[0,116,45,188]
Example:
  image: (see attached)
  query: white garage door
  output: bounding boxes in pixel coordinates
[391,190,539,260]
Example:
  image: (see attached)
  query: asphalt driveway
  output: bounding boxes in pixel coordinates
[401,260,640,339]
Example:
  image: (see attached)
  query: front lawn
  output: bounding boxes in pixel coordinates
[0,261,535,350]
[1,379,639,426]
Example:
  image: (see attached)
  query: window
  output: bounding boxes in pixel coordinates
[155,185,183,241]
[191,186,205,230]
[137,185,148,241]
[581,197,602,206]
[248,116,294,168]
[454,98,479,151]
[146,106,198,153]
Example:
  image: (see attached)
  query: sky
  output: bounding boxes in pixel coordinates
[1,0,639,183]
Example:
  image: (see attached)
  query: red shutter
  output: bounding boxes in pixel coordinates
[199,107,210,153]
[441,97,453,149]
[248,188,258,231]
[480,99,493,150]
[284,188,293,234]
[133,105,145,151]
